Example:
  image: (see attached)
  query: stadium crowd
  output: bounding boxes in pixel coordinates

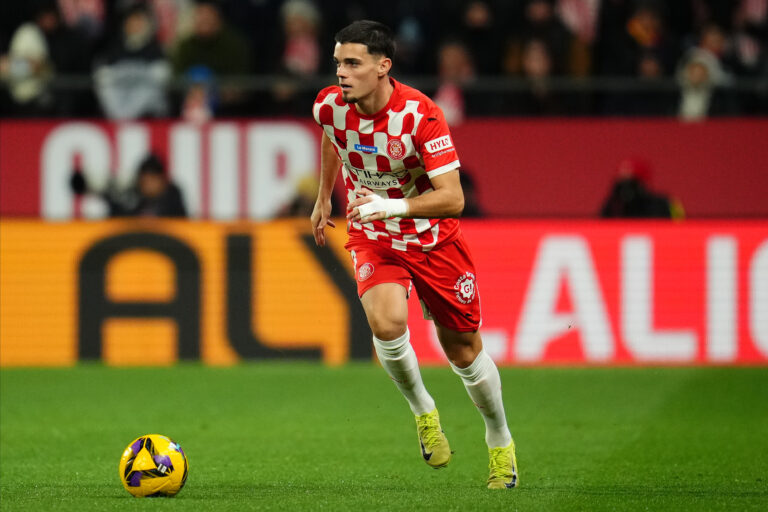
[1,0,766,121]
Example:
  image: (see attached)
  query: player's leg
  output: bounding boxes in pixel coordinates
[360,283,451,468]
[349,242,451,468]
[434,324,512,450]
[412,237,513,450]
[361,282,435,417]
[410,234,517,487]
[435,323,517,488]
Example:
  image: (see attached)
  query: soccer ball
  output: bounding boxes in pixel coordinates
[118,434,188,497]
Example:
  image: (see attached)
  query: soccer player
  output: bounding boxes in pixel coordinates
[310,20,517,490]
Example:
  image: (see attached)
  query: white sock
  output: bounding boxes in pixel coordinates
[373,328,435,416]
[451,350,512,448]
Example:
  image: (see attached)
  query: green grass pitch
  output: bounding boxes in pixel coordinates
[1,364,767,511]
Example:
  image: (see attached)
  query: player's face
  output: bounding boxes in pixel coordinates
[333,42,388,104]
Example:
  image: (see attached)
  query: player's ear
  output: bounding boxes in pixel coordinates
[378,57,392,77]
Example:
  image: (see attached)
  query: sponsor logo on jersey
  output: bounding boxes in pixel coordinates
[387,139,406,160]
[358,262,375,282]
[454,271,476,304]
[354,144,378,154]
[348,167,407,189]
[425,135,453,154]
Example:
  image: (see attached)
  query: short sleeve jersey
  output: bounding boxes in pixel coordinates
[313,78,461,252]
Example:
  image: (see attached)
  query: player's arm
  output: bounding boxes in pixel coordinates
[310,132,339,246]
[347,169,464,223]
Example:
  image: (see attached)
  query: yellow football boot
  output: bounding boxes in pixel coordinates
[415,409,451,469]
[487,440,518,489]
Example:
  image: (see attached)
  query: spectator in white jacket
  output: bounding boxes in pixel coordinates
[93,1,170,120]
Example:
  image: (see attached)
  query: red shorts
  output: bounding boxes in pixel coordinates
[345,233,482,332]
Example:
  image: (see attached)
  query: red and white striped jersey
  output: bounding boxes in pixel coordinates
[313,78,461,252]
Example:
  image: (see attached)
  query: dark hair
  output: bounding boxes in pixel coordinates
[194,0,222,10]
[121,0,151,18]
[33,0,60,18]
[137,154,165,176]
[334,20,396,59]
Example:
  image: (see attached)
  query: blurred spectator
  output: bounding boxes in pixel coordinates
[1,11,53,114]
[215,0,281,74]
[556,0,599,49]
[598,3,679,115]
[690,0,739,31]
[280,0,321,77]
[515,39,554,113]
[596,2,677,76]
[181,70,213,123]
[57,0,105,40]
[93,1,171,120]
[267,0,322,115]
[172,0,251,116]
[391,11,431,75]
[676,24,736,120]
[730,0,768,76]
[506,38,582,116]
[599,157,684,219]
[129,154,187,217]
[0,0,91,116]
[503,0,585,76]
[627,4,678,76]
[279,174,319,217]
[279,173,346,217]
[71,152,187,217]
[150,0,195,50]
[434,40,475,125]
[729,0,768,113]
[455,1,504,75]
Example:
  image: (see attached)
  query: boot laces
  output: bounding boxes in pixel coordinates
[417,415,442,449]
[489,447,513,478]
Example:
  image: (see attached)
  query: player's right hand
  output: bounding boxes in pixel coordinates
[310,198,336,247]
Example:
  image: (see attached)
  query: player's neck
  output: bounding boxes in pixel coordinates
[355,76,394,116]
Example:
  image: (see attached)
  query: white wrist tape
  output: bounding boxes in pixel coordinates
[357,195,408,220]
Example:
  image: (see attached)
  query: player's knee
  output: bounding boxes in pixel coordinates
[370,323,408,342]
[447,350,476,369]
[443,340,481,368]
[367,313,407,341]
[436,324,482,368]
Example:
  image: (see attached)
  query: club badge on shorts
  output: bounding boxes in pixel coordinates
[358,262,375,282]
[454,271,476,304]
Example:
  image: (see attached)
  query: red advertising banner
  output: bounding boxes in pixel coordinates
[406,221,768,365]
[2,119,767,219]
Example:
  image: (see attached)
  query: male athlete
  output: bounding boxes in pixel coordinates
[310,20,517,489]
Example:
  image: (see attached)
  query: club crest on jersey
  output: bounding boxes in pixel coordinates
[358,262,375,282]
[386,139,406,160]
[454,271,476,304]
[354,143,378,154]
